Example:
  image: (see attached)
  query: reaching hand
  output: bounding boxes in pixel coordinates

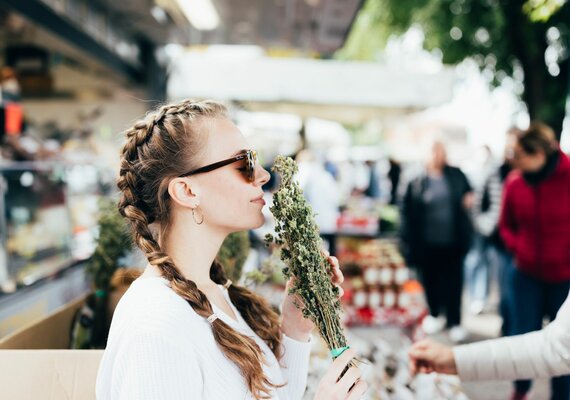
[281,252,344,342]
[314,349,368,400]
[408,339,458,376]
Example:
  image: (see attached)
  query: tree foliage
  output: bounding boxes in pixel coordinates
[339,0,569,138]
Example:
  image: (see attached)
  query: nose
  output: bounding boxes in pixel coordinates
[255,164,270,186]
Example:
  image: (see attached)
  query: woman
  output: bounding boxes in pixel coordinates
[96,100,366,400]
[499,122,570,400]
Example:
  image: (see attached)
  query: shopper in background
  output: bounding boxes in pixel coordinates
[469,128,519,333]
[364,160,381,199]
[408,287,570,387]
[467,130,519,316]
[401,141,473,343]
[297,149,341,256]
[464,145,496,315]
[499,122,570,400]
[388,157,402,205]
[96,100,367,400]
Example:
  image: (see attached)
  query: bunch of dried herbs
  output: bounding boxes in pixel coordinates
[265,155,350,359]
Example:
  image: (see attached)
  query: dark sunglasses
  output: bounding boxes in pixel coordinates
[179,149,258,182]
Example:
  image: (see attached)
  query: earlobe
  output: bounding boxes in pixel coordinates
[168,178,200,209]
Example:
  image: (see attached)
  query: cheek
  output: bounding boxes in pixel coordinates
[202,178,257,222]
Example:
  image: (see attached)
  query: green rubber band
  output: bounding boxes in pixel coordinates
[330,346,350,359]
[95,289,107,298]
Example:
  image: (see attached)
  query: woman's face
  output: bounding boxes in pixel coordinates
[192,118,270,233]
[513,142,546,173]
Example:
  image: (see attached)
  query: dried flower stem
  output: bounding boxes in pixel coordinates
[265,156,349,357]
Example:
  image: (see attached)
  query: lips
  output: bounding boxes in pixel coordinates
[251,195,266,205]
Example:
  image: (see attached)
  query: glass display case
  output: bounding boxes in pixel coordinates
[0,162,101,293]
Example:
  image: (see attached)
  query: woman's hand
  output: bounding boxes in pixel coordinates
[314,349,368,400]
[281,252,344,342]
[408,338,457,376]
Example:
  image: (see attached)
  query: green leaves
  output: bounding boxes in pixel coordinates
[266,156,349,354]
[217,231,250,282]
[524,0,567,22]
[337,0,570,136]
[87,198,132,291]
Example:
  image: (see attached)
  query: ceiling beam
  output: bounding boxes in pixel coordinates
[0,0,144,83]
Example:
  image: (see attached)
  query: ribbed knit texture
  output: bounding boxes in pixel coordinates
[453,289,570,382]
[96,277,311,399]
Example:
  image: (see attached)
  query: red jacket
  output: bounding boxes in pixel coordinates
[500,151,570,283]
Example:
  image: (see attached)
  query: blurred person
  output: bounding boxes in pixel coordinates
[408,288,570,398]
[364,160,381,199]
[464,146,496,314]
[297,149,341,256]
[401,141,473,343]
[465,138,518,316]
[468,129,519,332]
[96,100,367,400]
[499,122,570,400]
[388,157,402,205]
[324,158,339,181]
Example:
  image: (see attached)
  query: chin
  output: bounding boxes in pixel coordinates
[251,215,265,229]
[227,216,264,233]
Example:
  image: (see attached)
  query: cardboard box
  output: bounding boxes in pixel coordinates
[0,349,102,400]
[0,295,102,399]
[0,295,88,349]
[0,271,139,399]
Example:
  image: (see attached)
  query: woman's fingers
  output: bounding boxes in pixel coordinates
[337,366,361,394]
[346,379,368,400]
[409,358,418,376]
[326,349,355,383]
[329,256,344,284]
[321,249,345,298]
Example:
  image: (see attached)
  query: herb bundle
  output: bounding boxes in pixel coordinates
[265,155,349,358]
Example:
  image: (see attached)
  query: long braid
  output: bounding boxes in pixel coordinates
[211,261,281,357]
[117,100,281,399]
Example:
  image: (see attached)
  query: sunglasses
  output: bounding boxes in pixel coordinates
[179,149,258,182]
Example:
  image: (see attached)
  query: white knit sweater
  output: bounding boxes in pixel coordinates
[96,277,311,399]
[453,289,570,381]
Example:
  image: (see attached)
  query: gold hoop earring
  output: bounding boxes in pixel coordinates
[192,207,204,225]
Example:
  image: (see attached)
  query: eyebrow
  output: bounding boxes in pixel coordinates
[230,149,249,157]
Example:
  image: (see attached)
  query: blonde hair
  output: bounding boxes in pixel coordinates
[117,99,282,399]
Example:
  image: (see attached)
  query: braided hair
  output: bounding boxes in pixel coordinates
[117,99,282,399]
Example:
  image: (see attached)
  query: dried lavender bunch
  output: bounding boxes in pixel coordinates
[265,155,349,356]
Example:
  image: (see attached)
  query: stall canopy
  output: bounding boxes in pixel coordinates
[168,48,457,124]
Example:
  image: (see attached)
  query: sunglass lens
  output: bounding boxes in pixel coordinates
[247,151,256,182]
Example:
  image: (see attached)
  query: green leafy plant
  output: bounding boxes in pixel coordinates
[265,156,350,358]
[78,198,132,348]
[217,231,251,282]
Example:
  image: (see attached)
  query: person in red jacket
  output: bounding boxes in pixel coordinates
[500,122,570,400]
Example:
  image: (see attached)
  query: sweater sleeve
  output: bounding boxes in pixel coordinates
[453,294,570,382]
[112,331,203,400]
[279,334,312,400]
